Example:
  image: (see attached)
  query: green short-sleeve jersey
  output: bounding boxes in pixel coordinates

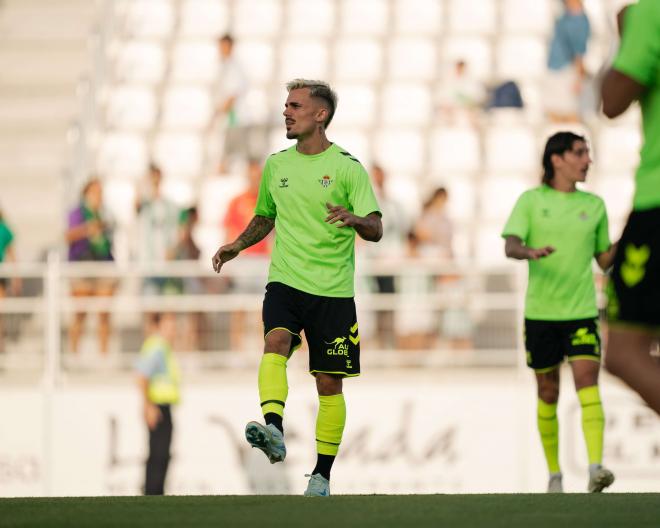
[255,143,381,297]
[0,220,14,262]
[502,185,610,320]
[613,0,660,210]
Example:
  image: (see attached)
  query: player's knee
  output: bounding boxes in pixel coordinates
[315,373,342,396]
[264,329,292,356]
[538,385,559,404]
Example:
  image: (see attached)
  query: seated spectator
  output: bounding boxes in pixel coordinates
[437,60,486,126]
[413,187,454,260]
[66,178,115,355]
[0,207,20,353]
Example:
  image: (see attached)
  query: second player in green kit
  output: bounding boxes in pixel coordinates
[503,132,616,493]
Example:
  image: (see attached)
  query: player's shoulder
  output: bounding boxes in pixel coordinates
[331,144,367,174]
[575,189,606,208]
[267,145,296,160]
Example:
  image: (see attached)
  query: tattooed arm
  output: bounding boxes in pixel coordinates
[212,215,275,273]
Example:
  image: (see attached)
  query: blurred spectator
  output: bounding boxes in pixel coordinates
[223,160,270,350]
[486,80,524,111]
[66,178,115,355]
[365,164,408,349]
[136,163,181,296]
[437,60,486,126]
[136,312,180,495]
[413,187,454,259]
[208,34,251,174]
[0,208,20,353]
[544,0,591,122]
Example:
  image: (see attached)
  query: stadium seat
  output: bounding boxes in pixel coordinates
[388,37,437,81]
[234,0,282,37]
[113,40,165,84]
[501,0,552,35]
[171,41,218,84]
[381,83,432,126]
[447,0,496,35]
[153,132,204,179]
[340,0,389,36]
[286,0,336,36]
[331,84,377,127]
[597,125,641,171]
[429,127,481,173]
[198,174,248,225]
[102,179,136,226]
[329,128,371,167]
[268,129,295,154]
[496,36,546,80]
[443,37,493,81]
[97,132,148,181]
[485,125,537,172]
[105,85,156,131]
[442,179,477,223]
[479,176,531,221]
[385,176,422,221]
[161,178,196,207]
[161,86,212,130]
[234,40,276,85]
[243,87,272,126]
[122,0,174,38]
[179,0,230,38]
[334,38,383,82]
[393,0,443,35]
[590,175,635,222]
[279,39,329,83]
[475,225,509,264]
[373,129,425,173]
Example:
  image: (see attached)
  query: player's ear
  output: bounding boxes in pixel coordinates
[316,106,329,126]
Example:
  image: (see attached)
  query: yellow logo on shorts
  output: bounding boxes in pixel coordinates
[325,337,349,356]
[571,327,599,354]
[621,244,650,287]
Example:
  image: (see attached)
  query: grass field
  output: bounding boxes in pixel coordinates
[1,494,659,528]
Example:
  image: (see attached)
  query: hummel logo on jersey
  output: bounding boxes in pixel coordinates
[319,175,333,188]
[279,178,289,188]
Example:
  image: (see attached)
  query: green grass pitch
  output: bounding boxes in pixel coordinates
[1,494,659,527]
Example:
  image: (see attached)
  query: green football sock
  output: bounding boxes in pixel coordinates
[258,353,288,418]
[537,399,560,474]
[578,385,605,465]
[316,393,346,456]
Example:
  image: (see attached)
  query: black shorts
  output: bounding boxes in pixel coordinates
[262,282,360,377]
[524,318,601,372]
[608,208,660,330]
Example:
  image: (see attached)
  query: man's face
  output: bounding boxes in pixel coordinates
[556,140,592,183]
[283,88,325,140]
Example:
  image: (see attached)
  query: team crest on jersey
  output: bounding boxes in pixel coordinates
[279,177,289,188]
[579,211,589,221]
[319,175,333,188]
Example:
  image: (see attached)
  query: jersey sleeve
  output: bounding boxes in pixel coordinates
[135,346,163,379]
[594,200,611,255]
[501,192,531,242]
[254,158,276,218]
[346,162,381,218]
[613,0,660,87]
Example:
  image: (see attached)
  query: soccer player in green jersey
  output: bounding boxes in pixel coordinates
[601,0,660,416]
[502,132,616,493]
[212,79,382,496]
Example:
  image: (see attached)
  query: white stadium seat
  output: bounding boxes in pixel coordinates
[171,41,218,84]
[161,86,212,130]
[198,174,247,225]
[479,176,531,222]
[475,225,509,264]
[393,0,443,35]
[388,37,437,81]
[234,40,276,85]
[153,132,204,179]
[279,39,329,83]
[443,37,493,81]
[591,176,635,222]
[97,132,148,180]
[123,0,174,38]
[340,0,389,36]
[485,125,537,172]
[430,127,481,173]
[331,84,377,127]
[105,85,156,131]
[496,36,547,80]
[334,38,383,82]
[374,129,425,173]
[381,83,432,126]
[448,0,496,35]
[385,176,423,221]
[597,125,641,171]
[113,41,165,84]
[102,179,136,226]
[179,0,230,38]
[234,0,282,37]
[286,0,336,36]
[443,179,477,223]
[161,178,196,207]
[501,0,552,35]
[330,128,371,168]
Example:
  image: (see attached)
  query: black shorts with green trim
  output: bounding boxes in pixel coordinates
[608,208,660,329]
[524,318,601,371]
[262,281,360,377]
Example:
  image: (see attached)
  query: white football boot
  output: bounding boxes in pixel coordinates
[245,421,286,464]
[547,473,563,493]
[303,473,331,497]
[588,465,614,493]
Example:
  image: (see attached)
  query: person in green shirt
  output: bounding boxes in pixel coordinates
[601,0,660,416]
[0,209,20,354]
[212,79,382,497]
[502,132,616,493]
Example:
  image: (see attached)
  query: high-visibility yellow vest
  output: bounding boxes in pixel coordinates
[140,335,181,405]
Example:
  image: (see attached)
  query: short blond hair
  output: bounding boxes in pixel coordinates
[286,79,338,128]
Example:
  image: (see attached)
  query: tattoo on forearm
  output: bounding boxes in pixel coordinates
[237,216,274,250]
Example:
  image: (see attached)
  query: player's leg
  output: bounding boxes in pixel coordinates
[304,294,359,496]
[605,328,660,413]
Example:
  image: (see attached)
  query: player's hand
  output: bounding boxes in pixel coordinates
[212,242,241,273]
[527,246,555,260]
[144,402,162,431]
[325,202,359,228]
